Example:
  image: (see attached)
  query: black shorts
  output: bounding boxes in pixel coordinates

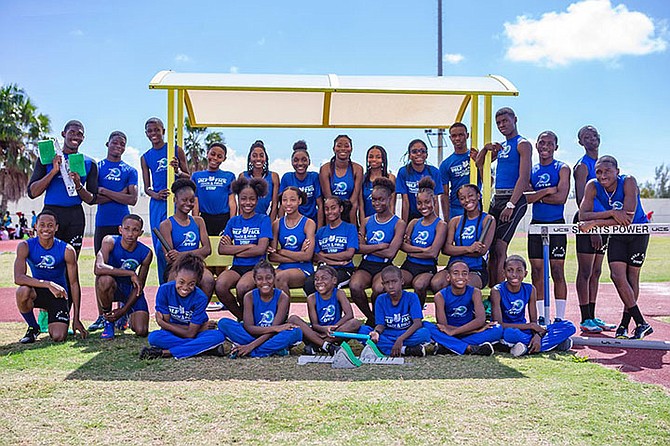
[357,259,390,277]
[489,194,527,244]
[400,259,436,277]
[94,225,119,254]
[574,212,608,255]
[201,212,230,236]
[33,288,70,324]
[44,204,85,253]
[528,219,567,260]
[470,267,489,288]
[607,235,649,267]
[304,266,354,295]
[230,264,255,277]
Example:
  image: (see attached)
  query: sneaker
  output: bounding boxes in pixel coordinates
[580,319,603,334]
[139,346,163,360]
[631,323,653,340]
[615,326,629,339]
[206,301,225,312]
[469,342,494,356]
[101,321,115,340]
[303,343,317,355]
[510,342,528,357]
[593,318,617,331]
[405,344,426,357]
[19,326,40,344]
[325,343,341,356]
[115,314,129,331]
[555,338,573,352]
[273,348,289,357]
[433,344,451,355]
[537,316,546,326]
[88,315,106,331]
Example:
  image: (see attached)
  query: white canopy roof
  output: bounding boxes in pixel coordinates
[149,71,518,128]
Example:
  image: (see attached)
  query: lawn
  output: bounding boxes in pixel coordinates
[0,323,668,445]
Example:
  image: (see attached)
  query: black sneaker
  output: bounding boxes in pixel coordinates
[88,315,105,331]
[632,323,653,340]
[433,344,451,355]
[19,326,40,344]
[615,326,629,339]
[405,344,426,357]
[325,343,341,356]
[139,346,163,360]
[469,342,494,356]
[303,343,317,355]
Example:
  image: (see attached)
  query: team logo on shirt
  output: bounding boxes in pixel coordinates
[300,184,314,198]
[461,226,476,240]
[612,201,624,210]
[104,168,122,181]
[451,160,469,177]
[333,182,348,195]
[370,230,385,243]
[450,306,468,318]
[121,258,140,271]
[320,235,348,252]
[179,231,198,248]
[414,230,429,245]
[321,305,336,324]
[169,304,193,323]
[385,312,412,330]
[407,181,419,195]
[259,310,275,327]
[231,226,261,244]
[284,235,298,249]
[508,299,525,315]
[36,255,56,269]
[498,144,511,159]
[156,158,168,172]
[535,173,551,188]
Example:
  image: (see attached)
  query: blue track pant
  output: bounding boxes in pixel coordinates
[502,320,576,352]
[425,321,503,355]
[148,329,225,359]
[218,318,303,357]
[149,198,167,284]
[359,325,431,356]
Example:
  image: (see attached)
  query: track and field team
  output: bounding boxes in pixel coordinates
[14,107,655,361]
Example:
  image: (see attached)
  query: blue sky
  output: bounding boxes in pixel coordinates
[2,0,668,186]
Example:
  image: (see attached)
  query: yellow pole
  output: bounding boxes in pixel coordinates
[483,95,493,211]
[167,89,175,218]
[177,89,184,159]
[469,94,479,185]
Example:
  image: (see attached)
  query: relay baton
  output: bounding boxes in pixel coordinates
[152,228,171,252]
[478,216,493,243]
[332,331,371,341]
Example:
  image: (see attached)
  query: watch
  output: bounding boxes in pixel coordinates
[505,201,515,209]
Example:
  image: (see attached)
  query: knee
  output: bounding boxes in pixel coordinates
[97,275,115,289]
[16,285,32,301]
[134,328,149,338]
[50,330,67,342]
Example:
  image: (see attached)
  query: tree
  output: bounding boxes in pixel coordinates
[641,164,670,199]
[181,118,225,173]
[0,84,51,212]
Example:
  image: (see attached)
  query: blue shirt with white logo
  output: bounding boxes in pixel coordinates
[192,169,236,215]
[495,281,532,325]
[96,159,138,226]
[439,152,473,218]
[374,290,423,330]
[252,288,282,327]
[107,235,151,288]
[531,160,566,222]
[223,213,273,266]
[26,237,69,292]
[169,216,201,253]
[315,222,359,268]
[451,212,488,271]
[439,285,475,327]
[407,217,442,266]
[280,171,321,222]
[277,216,313,274]
[495,135,524,189]
[330,163,355,200]
[155,281,208,327]
[396,164,442,216]
[315,289,342,326]
[593,175,648,224]
[363,214,399,263]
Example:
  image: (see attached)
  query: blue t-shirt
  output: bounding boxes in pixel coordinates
[191,169,235,215]
[169,216,201,253]
[314,289,342,326]
[244,171,274,216]
[142,144,169,192]
[223,213,273,266]
[593,175,648,224]
[155,281,209,326]
[362,179,375,218]
[495,135,525,189]
[531,160,566,222]
[26,237,69,292]
[439,152,473,218]
[252,288,283,327]
[315,222,359,268]
[396,164,442,216]
[363,214,399,263]
[439,285,475,327]
[451,212,488,271]
[330,163,355,200]
[277,216,314,274]
[575,153,603,212]
[374,290,423,330]
[280,171,321,222]
[42,153,96,207]
[495,281,533,325]
[96,159,138,226]
[407,217,442,266]
[107,235,151,288]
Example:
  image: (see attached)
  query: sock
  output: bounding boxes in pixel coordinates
[619,311,631,328]
[588,302,596,320]
[322,341,331,351]
[579,305,590,323]
[21,311,40,330]
[627,305,646,325]
[536,301,545,321]
[555,300,566,321]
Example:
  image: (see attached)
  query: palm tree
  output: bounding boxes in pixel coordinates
[0,84,51,212]
[182,118,225,173]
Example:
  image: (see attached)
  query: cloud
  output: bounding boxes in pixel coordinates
[123,145,143,191]
[503,0,667,67]
[257,37,266,46]
[70,29,84,37]
[174,54,192,63]
[443,53,464,64]
[229,66,239,74]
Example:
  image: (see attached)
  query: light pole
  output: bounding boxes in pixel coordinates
[437,0,445,164]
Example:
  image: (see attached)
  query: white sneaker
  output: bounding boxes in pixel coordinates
[510,342,528,357]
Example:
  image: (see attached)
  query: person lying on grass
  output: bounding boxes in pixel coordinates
[140,253,224,360]
[287,264,363,355]
[217,260,302,358]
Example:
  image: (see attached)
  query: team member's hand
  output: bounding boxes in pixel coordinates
[47,281,67,299]
[469,241,486,254]
[590,234,603,250]
[469,147,479,160]
[219,235,232,246]
[301,238,311,252]
[234,343,255,357]
[275,323,298,333]
[72,319,89,339]
[391,339,403,357]
[130,273,142,292]
[369,330,380,343]
[500,207,513,223]
[166,249,179,262]
[529,323,547,336]
[156,189,170,200]
[69,172,82,188]
[529,335,541,354]
[52,154,62,171]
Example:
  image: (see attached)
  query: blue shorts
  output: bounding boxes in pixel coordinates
[114,280,149,313]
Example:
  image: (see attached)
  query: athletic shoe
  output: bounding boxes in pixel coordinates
[325,343,341,356]
[303,343,317,355]
[553,317,563,323]
[405,344,426,357]
[115,314,129,331]
[433,344,451,355]
[510,342,528,357]
[469,342,494,356]
[88,315,106,331]
[631,323,653,340]
[593,318,617,331]
[139,346,163,360]
[615,326,629,339]
[555,338,573,352]
[206,301,225,312]
[537,316,546,326]
[273,348,289,357]
[101,321,115,340]
[19,326,40,344]
[580,319,603,334]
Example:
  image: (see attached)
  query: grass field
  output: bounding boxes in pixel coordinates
[2,234,670,288]
[0,323,668,446]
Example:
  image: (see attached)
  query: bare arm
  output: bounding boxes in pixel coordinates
[155,311,202,338]
[28,158,58,199]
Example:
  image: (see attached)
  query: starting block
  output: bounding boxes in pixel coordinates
[572,336,670,351]
[297,338,406,368]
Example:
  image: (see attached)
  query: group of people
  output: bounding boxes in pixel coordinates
[13,107,655,361]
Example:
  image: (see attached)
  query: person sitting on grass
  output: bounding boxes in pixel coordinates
[140,254,224,360]
[287,264,363,355]
[14,210,88,344]
[490,255,575,357]
[425,260,502,356]
[93,214,153,340]
[360,265,431,357]
[217,260,303,358]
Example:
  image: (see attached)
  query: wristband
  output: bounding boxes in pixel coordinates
[505,201,515,209]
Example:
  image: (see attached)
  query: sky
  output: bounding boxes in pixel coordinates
[2,0,669,189]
